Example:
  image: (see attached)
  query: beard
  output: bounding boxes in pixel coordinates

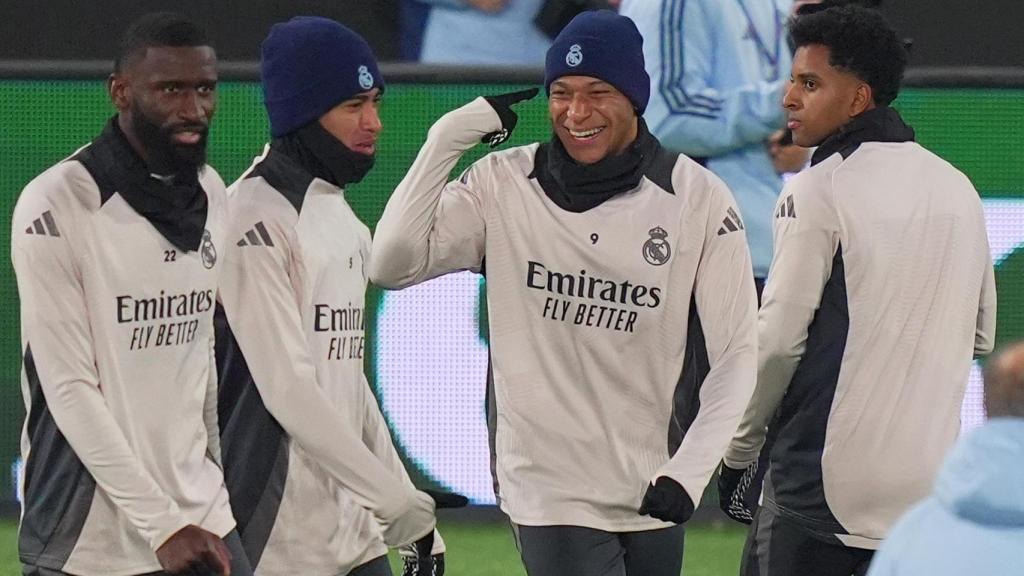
[131,105,209,175]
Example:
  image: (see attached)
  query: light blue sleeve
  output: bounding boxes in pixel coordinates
[653,0,785,157]
[864,547,897,576]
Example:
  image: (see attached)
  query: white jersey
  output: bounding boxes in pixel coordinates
[726,109,997,549]
[371,98,758,531]
[217,146,438,574]
[13,138,234,574]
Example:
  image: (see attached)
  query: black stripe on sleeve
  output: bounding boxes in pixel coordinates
[766,245,850,536]
[214,305,289,569]
[19,345,96,571]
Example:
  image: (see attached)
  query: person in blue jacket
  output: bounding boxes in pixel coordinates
[867,342,1024,576]
[418,0,551,66]
[618,0,795,292]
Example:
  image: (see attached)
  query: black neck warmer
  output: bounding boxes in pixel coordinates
[532,117,661,213]
[811,106,916,166]
[271,121,376,188]
[75,117,209,252]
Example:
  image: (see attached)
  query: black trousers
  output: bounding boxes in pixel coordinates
[514,523,686,576]
[740,507,874,576]
[24,530,254,576]
[349,554,393,576]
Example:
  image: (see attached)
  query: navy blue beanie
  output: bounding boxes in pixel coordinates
[544,10,649,113]
[261,16,384,137]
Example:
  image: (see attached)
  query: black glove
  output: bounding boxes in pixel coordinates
[481,88,539,148]
[717,461,758,525]
[399,490,465,575]
[424,489,469,509]
[638,476,695,524]
[402,530,445,576]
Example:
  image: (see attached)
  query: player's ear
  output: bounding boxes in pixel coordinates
[109,73,131,111]
[850,82,873,117]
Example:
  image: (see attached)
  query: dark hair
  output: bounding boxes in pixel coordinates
[795,0,883,17]
[789,5,907,106]
[115,12,210,72]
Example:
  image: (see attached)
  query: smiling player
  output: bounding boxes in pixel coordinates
[371,10,757,576]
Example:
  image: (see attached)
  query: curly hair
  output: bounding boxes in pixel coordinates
[795,0,884,17]
[789,5,908,106]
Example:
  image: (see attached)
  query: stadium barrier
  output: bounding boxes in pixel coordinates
[0,63,1021,517]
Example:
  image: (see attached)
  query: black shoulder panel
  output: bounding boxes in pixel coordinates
[643,147,681,196]
[70,145,118,206]
[247,149,313,214]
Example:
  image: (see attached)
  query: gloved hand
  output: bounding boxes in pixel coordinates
[717,461,758,525]
[401,530,445,576]
[638,476,695,524]
[399,490,467,575]
[481,87,539,147]
[424,489,469,509]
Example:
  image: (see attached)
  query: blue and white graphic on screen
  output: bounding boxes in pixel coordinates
[371,199,1024,506]
[962,198,1024,431]
[375,272,492,503]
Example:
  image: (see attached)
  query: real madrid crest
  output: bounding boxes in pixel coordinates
[642,226,671,266]
[566,44,583,67]
[358,65,374,90]
[201,229,217,269]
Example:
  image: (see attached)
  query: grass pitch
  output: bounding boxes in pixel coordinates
[1,519,746,575]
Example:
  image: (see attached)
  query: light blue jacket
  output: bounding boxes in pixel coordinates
[619,0,791,277]
[867,419,1024,576]
[419,0,551,66]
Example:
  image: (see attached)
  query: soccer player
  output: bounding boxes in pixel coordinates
[719,6,997,575]
[12,13,251,576]
[215,17,449,576]
[371,10,758,576]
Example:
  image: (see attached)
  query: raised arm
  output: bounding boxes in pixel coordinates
[370,89,536,288]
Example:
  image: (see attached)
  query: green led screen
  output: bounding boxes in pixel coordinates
[1,81,1022,502]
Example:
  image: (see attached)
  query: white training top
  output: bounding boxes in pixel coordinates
[217,146,437,574]
[372,97,758,531]
[726,140,996,549]
[13,155,234,576]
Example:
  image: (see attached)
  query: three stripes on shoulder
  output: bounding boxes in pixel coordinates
[24,210,61,237]
[717,207,746,236]
[237,221,274,247]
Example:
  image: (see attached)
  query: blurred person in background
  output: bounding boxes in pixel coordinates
[866,342,1024,576]
[399,0,432,61]
[215,16,458,576]
[416,0,620,66]
[723,6,996,575]
[372,10,757,575]
[12,13,250,576]
[418,0,552,66]
[619,0,798,300]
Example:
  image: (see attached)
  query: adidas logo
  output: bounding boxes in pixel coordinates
[237,221,274,247]
[717,207,745,236]
[24,210,61,237]
[776,195,796,219]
